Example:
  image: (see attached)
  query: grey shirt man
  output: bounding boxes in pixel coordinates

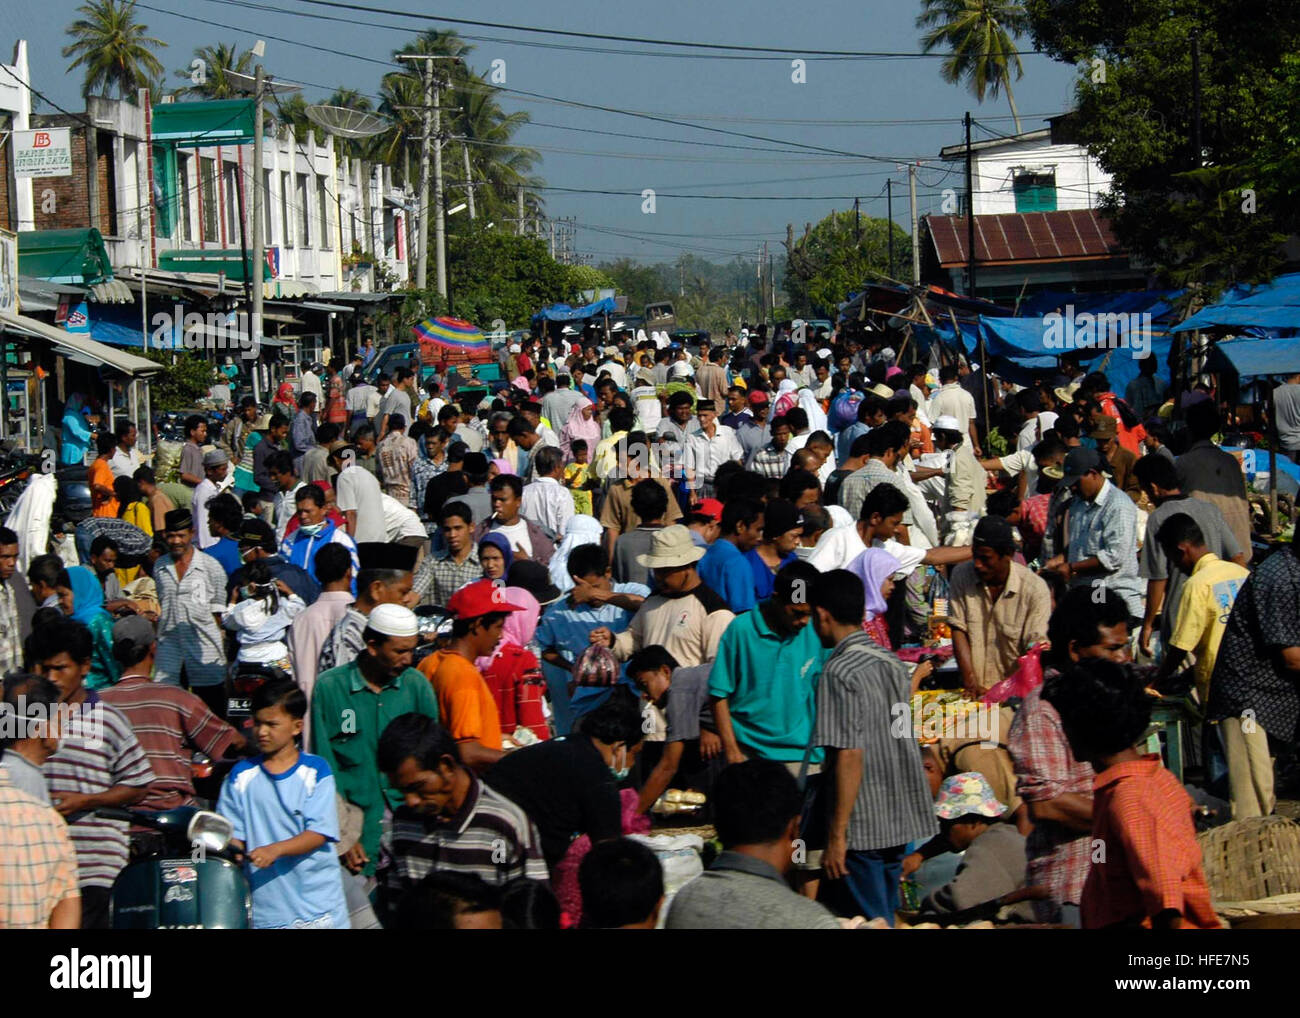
[0,751,50,805]
[665,851,841,929]
[1140,494,1240,644]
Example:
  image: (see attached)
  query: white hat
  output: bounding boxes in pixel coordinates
[508,343,522,354]
[932,415,961,433]
[636,525,706,569]
[817,347,833,359]
[366,603,419,638]
[670,361,694,379]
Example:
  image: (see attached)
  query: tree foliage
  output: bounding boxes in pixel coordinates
[917,0,1030,132]
[444,227,574,328]
[62,0,167,100]
[782,211,911,316]
[1024,0,1300,292]
[142,349,217,411]
[599,255,772,334]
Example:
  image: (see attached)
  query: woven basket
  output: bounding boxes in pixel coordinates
[1197,816,1300,904]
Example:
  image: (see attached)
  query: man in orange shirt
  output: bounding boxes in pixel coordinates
[419,579,520,773]
[1046,656,1220,929]
[88,433,120,517]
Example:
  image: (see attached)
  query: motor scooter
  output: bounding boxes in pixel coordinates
[102,805,252,929]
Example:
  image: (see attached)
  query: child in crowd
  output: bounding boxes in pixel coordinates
[223,561,307,674]
[217,679,349,929]
[564,439,593,515]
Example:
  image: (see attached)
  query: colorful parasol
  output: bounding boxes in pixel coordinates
[412,316,487,350]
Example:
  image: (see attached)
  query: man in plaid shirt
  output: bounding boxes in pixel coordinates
[748,416,794,479]
[1007,586,1132,926]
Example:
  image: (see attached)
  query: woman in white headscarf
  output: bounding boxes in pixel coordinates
[548,513,605,593]
[797,386,828,433]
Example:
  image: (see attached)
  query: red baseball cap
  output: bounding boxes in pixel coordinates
[691,498,723,523]
[447,579,523,620]
[747,389,770,405]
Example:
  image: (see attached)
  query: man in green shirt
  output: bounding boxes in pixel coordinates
[311,603,438,878]
[710,559,831,767]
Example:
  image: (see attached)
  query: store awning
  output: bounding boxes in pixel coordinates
[0,311,163,376]
[88,279,134,304]
[18,228,114,285]
[263,279,318,299]
[151,99,256,145]
[157,248,270,282]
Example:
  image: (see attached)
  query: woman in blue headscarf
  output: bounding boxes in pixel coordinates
[57,565,121,690]
[60,393,95,466]
[478,532,513,582]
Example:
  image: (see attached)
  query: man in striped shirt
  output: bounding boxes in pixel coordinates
[99,615,245,812]
[154,508,229,715]
[31,618,154,929]
[811,570,937,925]
[377,714,547,923]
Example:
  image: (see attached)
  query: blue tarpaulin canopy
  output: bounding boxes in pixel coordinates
[1172,273,1300,332]
[1208,337,1300,379]
[1017,289,1183,324]
[532,297,617,323]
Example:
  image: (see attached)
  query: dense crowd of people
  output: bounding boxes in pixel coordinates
[2,322,1296,931]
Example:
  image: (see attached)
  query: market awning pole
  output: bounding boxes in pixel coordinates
[1269,379,1279,534]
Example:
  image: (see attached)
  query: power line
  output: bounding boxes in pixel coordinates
[234,0,1059,60]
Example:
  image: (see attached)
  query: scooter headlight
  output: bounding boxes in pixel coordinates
[187,809,234,854]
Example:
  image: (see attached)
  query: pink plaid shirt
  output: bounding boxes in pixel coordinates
[1007,681,1095,919]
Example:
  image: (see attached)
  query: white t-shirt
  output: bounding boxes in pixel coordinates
[1017,412,1058,452]
[491,518,533,557]
[381,493,428,542]
[806,522,926,577]
[335,465,386,543]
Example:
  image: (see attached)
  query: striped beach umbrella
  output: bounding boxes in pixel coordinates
[412,316,487,351]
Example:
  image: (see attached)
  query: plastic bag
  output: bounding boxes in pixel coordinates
[981,642,1046,704]
[829,390,863,432]
[568,643,619,695]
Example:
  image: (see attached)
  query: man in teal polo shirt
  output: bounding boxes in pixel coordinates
[311,603,439,880]
[710,559,830,767]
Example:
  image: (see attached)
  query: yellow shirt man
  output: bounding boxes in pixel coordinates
[1168,552,1250,702]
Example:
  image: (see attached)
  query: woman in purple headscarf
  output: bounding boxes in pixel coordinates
[846,547,901,650]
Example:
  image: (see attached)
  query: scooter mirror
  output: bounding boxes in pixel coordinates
[187,810,234,854]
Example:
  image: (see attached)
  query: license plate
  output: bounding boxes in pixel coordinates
[227,697,251,716]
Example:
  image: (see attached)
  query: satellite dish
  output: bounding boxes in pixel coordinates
[306,105,390,139]
[224,69,301,95]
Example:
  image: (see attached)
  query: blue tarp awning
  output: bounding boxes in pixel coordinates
[532,297,617,323]
[1209,337,1300,379]
[1017,288,1183,324]
[1172,273,1300,332]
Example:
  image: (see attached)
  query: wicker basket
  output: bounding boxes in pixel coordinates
[1197,816,1300,904]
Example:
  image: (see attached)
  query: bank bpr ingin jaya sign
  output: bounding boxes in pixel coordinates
[14,128,72,178]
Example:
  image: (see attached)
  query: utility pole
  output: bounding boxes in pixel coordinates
[432,73,447,298]
[397,53,458,297]
[549,219,555,259]
[886,179,894,275]
[411,57,431,289]
[462,144,475,220]
[854,196,860,244]
[964,111,976,298]
[516,186,524,236]
[1191,30,1203,169]
[251,61,264,401]
[908,164,920,287]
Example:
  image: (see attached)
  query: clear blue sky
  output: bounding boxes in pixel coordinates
[11,0,1080,264]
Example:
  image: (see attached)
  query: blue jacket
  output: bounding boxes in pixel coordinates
[278,518,359,590]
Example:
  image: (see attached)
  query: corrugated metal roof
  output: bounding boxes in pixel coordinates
[925,209,1124,267]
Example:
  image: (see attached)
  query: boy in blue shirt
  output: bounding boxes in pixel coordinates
[217,679,349,929]
[697,497,765,614]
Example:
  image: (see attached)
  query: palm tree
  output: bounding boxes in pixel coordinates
[62,0,167,100]
[916,0,1029,133]
[173,42,253,100]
